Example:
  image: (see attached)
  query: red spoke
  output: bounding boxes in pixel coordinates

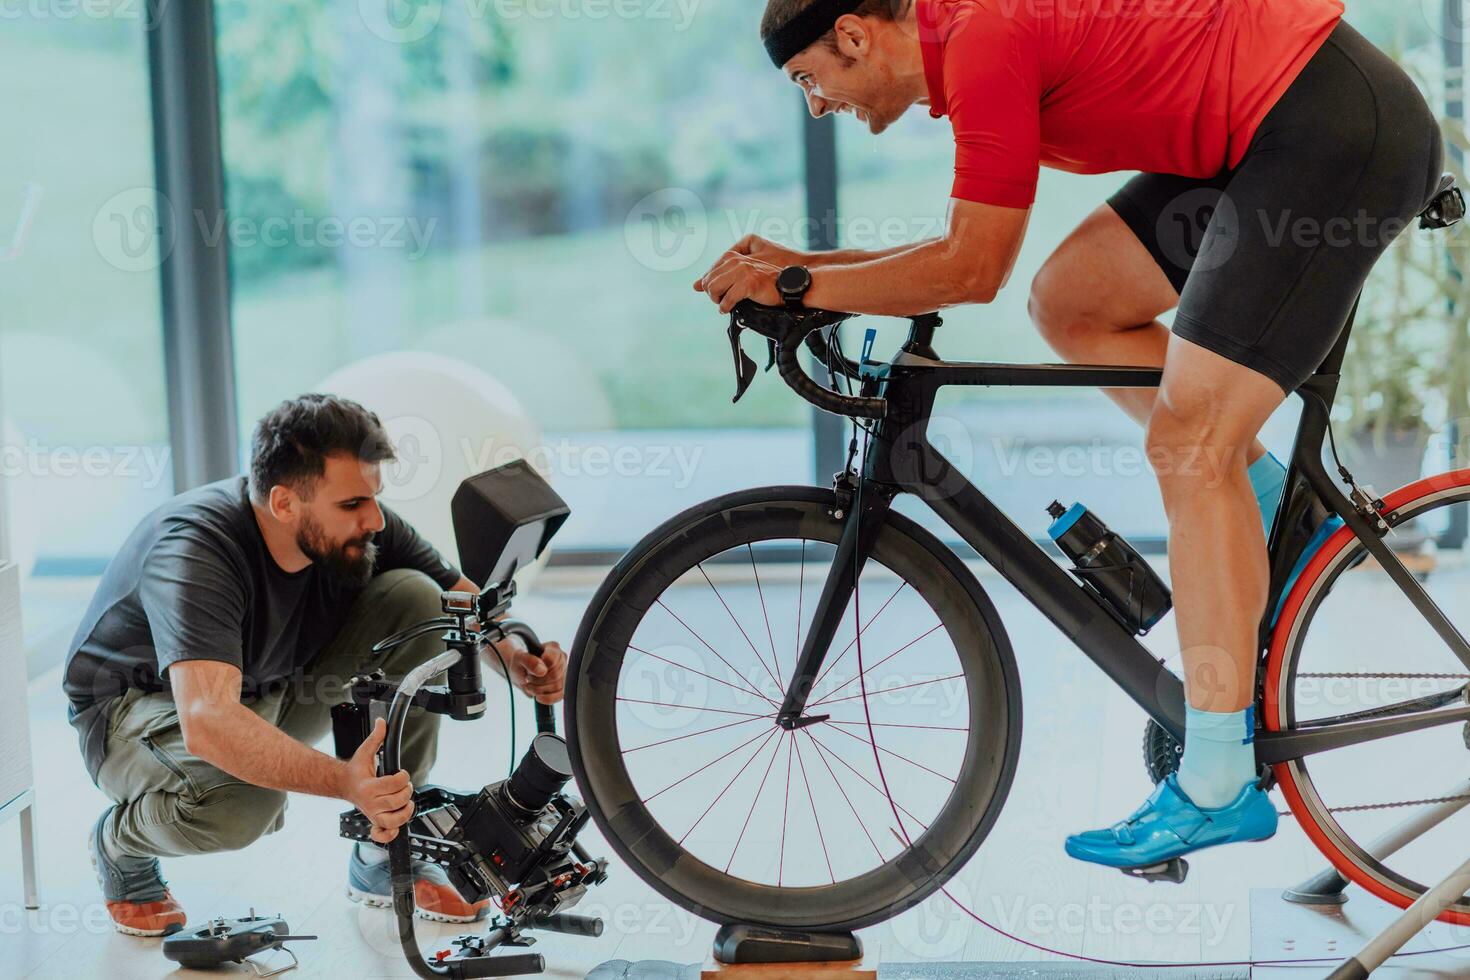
[624,714,768,755]
[678,727,781,845]
[642,725,778,804]
[795,540,806,664]
[649,606,780,707]
[726,731,788,874]
[810,581,908,693]
[824,718,969,733]
[627,644,778,708]
[802,730,885,862]
[810,623,944,708]
[807,730,933,831]
[748,544,782,683]
[850,509,920,855]
[778,732,795,886]
[793,735,836,883]
[814,672,965,709]
[616,696,772,719]
[697,564,785,695]
[821,721,957,784]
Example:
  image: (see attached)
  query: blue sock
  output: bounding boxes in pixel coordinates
[1176,704,1258,809]
[1248,452,1287,533]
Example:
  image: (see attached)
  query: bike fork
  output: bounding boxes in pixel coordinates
[775,477,896,730]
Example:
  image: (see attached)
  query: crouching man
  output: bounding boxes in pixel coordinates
[63,394,569,936]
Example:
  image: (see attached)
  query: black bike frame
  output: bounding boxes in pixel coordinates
[776,300,1470,768]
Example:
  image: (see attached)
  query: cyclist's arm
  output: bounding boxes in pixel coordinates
[804,241,933,268]
[802,198,1030,316]
[718,236,929,273]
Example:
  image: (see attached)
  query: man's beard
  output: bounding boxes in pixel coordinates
[297,513,378,586]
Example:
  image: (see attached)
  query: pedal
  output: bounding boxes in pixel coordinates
[1119,858,1188,884]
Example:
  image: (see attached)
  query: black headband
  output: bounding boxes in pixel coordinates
[765,0,869,68]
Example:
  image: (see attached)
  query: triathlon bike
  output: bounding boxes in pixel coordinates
[564,177,1470,933]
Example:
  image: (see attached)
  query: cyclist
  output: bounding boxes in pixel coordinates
[696,0,1445,873]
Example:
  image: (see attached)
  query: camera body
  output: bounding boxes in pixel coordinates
[337,732,606,915]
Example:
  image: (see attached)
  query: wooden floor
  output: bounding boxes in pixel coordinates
[0,561,1383,978]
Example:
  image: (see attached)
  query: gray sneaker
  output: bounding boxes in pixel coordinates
[88,807,186,936]
[345,842,491,923]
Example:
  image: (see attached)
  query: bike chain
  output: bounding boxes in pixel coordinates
[1278,670,1470,815]
[1295,671,1470,680]
[1308,792,1470,817]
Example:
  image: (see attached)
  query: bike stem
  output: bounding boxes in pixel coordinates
[776,477,897,730]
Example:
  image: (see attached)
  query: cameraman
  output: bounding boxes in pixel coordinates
[64,394,569,936]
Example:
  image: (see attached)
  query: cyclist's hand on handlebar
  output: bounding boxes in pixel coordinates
[729,234,808,269]
[694,250,782,313]
[341,718,415,844]
[508,641,568,705]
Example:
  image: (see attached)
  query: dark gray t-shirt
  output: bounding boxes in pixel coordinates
[64,475,462,782]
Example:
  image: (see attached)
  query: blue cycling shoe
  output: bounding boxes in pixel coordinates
[1065,774,1278,882]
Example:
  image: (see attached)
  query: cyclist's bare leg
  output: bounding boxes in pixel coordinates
[1029,204,1268,465]
[1146,333,1287,711]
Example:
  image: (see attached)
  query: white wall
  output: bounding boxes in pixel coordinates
[0,347,9,565]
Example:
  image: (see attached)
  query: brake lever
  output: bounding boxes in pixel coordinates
[727,315,759,403]
[765,338,777,372]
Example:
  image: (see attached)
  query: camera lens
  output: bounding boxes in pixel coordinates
[504,733,573,816]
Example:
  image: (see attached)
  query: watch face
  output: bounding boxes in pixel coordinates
[778,266,811,296]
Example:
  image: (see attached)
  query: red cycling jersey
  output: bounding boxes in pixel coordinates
[919,0,1344,209]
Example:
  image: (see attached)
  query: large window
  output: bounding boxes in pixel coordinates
[0,10,170,593]
[7,0,1456,593]
[216,2,811,550]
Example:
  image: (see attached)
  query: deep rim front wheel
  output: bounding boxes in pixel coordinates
[566,486,1023,932]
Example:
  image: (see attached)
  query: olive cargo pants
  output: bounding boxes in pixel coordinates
[92,569,450,859]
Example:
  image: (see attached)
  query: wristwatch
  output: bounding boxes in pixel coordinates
[777,265,813,308]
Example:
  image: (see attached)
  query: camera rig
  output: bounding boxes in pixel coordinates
[330,461,607,979]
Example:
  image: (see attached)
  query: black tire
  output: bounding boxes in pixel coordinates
[565,485,1023,932]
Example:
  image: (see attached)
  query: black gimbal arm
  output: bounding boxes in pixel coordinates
[485,618,556,735]
[377,646,546,979]
[360,590,569,979]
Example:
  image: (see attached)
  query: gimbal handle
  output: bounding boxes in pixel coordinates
[489,619,557,735]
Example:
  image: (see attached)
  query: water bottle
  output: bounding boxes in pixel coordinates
[1047,501,1172,635]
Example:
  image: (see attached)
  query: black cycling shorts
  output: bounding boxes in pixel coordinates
[1107,19,1445,394]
